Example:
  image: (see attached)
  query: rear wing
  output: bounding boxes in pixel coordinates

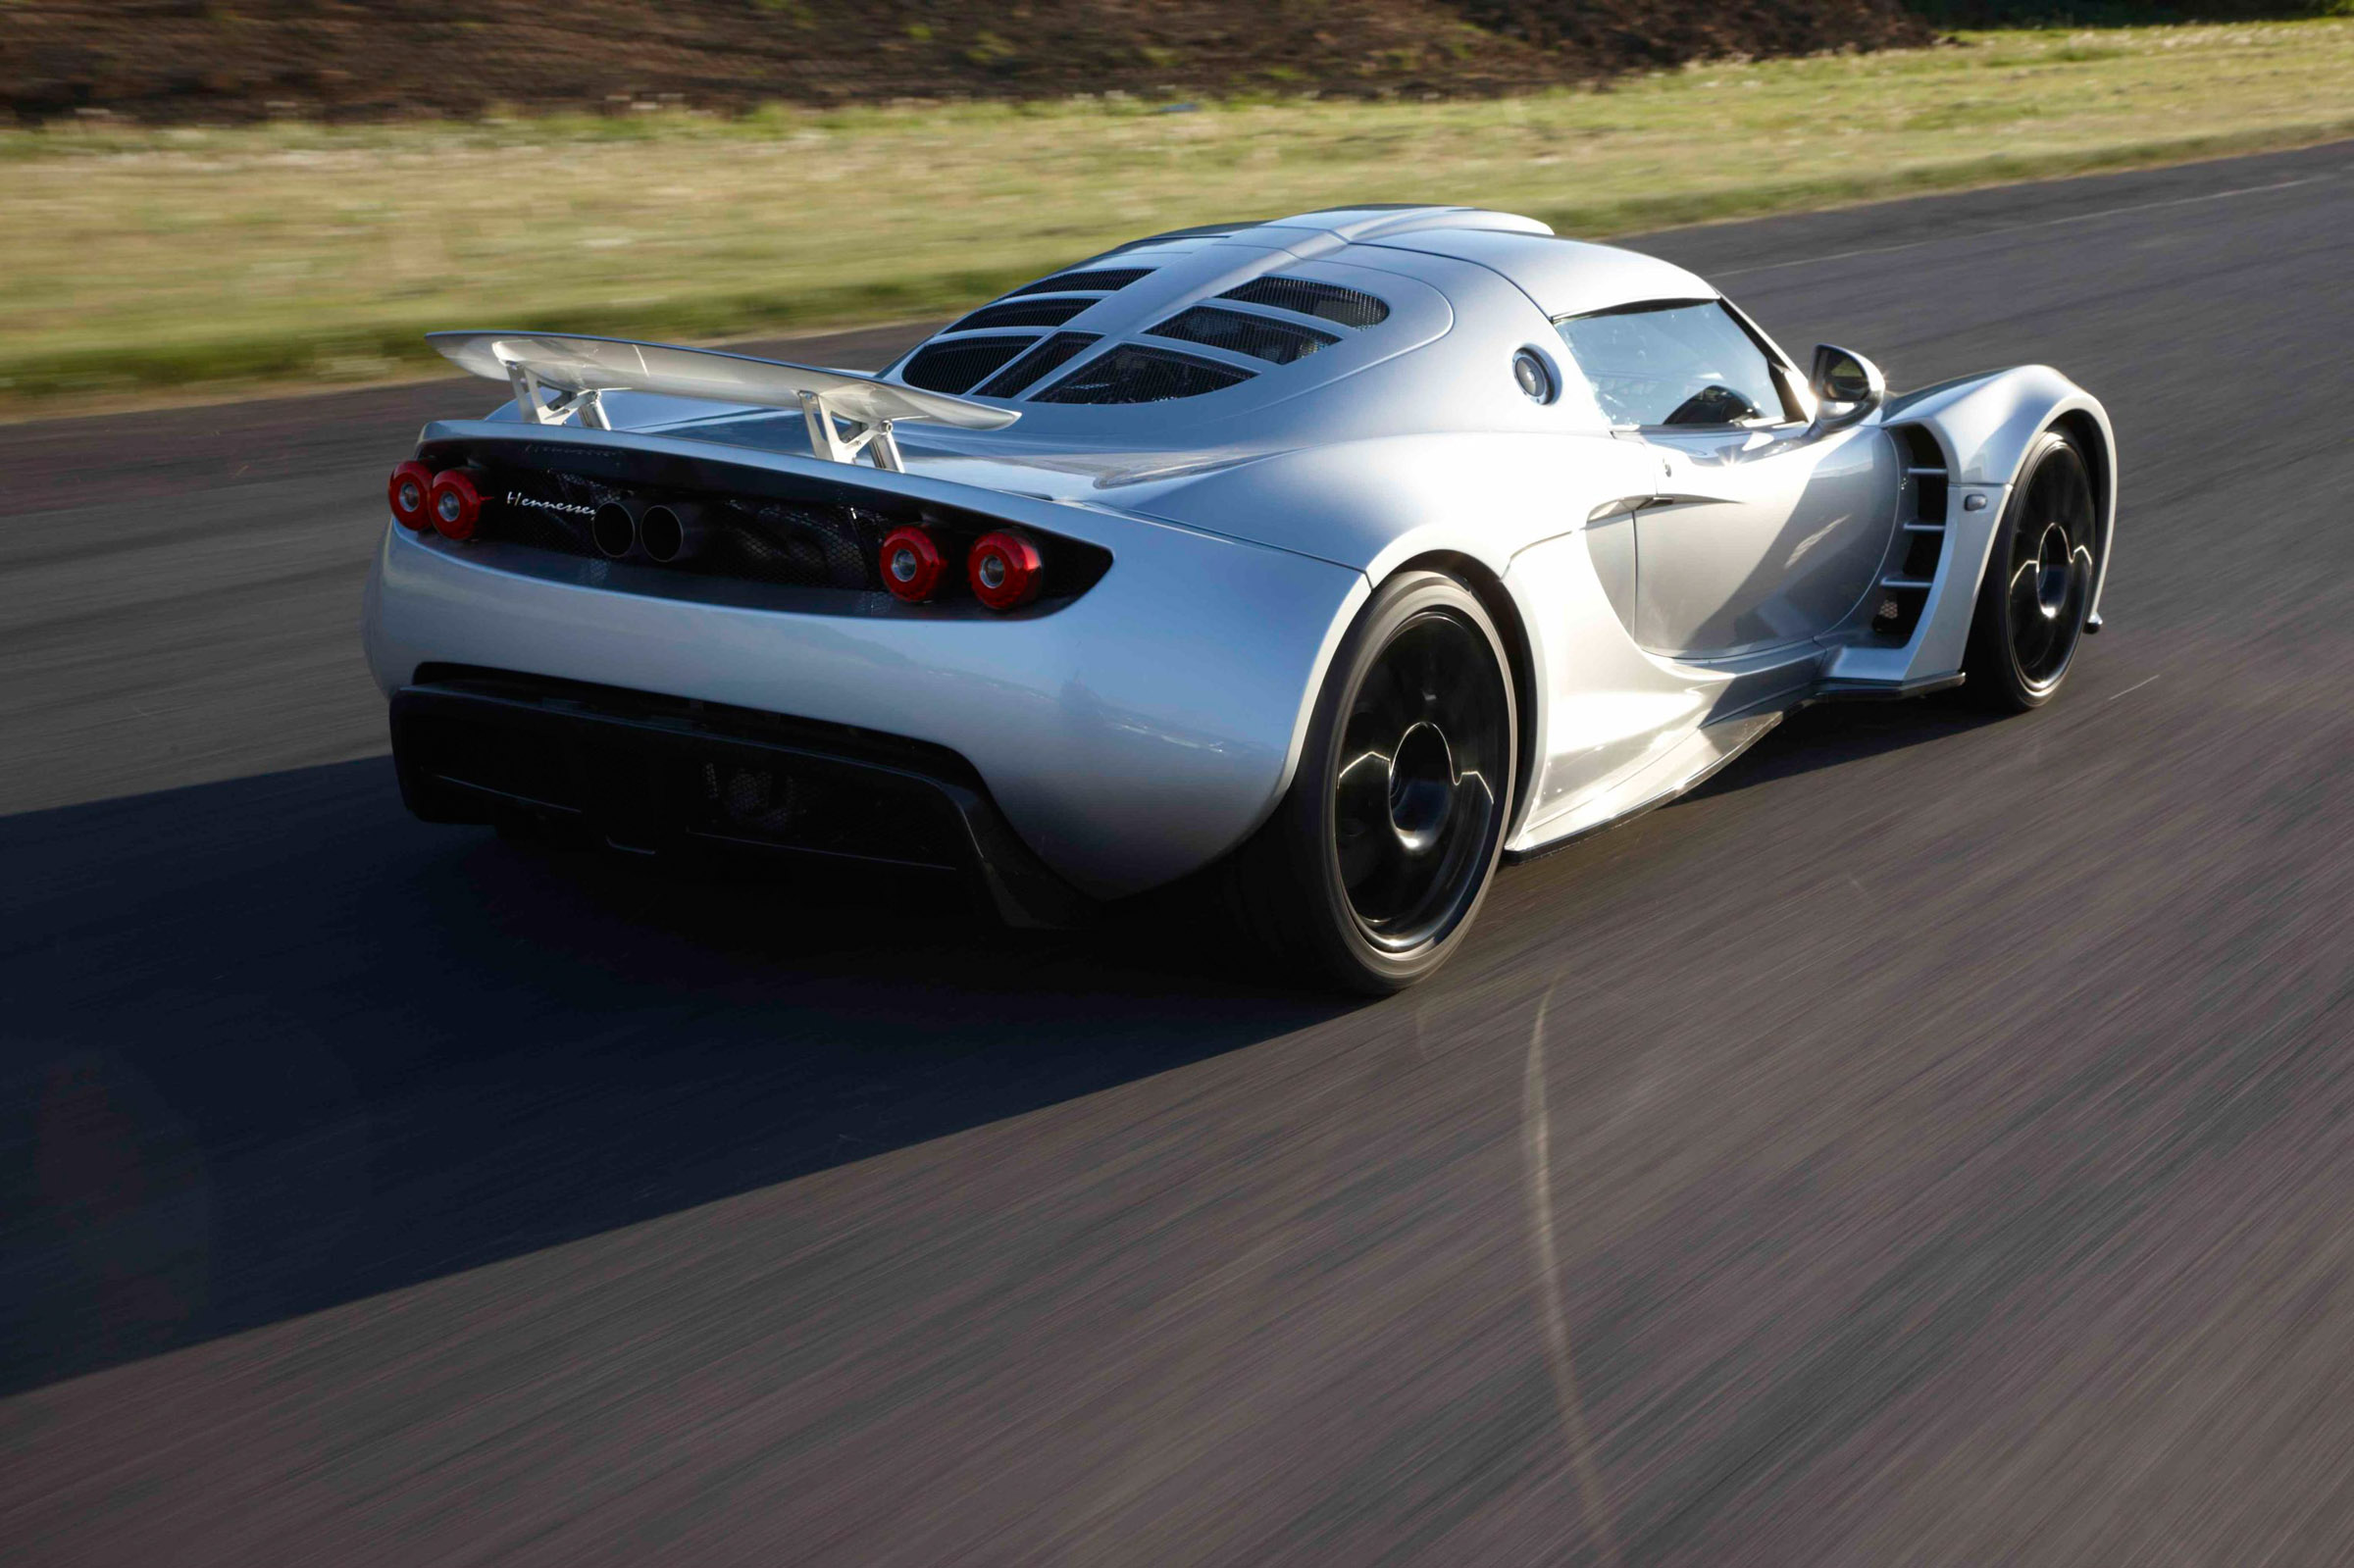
[427,331,1017,473]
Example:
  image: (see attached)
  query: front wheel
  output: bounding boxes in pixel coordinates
[1227,570,1517,993]
[1964,429,2100,711]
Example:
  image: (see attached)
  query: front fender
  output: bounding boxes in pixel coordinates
[1830,366,2117,685]
[1888,364,2114,487]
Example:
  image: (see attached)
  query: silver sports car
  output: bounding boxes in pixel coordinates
[364,204,2114,991]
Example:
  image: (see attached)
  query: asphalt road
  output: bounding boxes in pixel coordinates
[6,142,2354,1565]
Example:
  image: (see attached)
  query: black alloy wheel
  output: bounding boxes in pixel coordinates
[1227,570,1516,993]
[1967,430,2100,711]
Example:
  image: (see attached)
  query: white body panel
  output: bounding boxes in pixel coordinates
[1630,423,1899,658]
[366,207,2117,902]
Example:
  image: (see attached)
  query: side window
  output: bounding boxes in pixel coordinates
[1555,300,1795,429]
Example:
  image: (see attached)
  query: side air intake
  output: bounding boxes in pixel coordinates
[1869,425,1951,643]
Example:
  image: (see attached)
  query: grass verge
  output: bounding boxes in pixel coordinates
[5,20,2352,413]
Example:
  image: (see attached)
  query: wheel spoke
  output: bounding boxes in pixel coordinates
[2015,555,2052,612]
[1996,441,2099,687]
[1333,745,1394,890]
[1359,650,1416,740]
[1327,607,1507,946]
[2008,560,2053,670]
[1445,769,1498,858]
[1431,653,1491,755]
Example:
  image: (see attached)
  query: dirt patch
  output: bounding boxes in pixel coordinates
[2,0,1934,125]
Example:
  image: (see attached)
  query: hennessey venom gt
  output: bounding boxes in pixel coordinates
[364,204,2114,991]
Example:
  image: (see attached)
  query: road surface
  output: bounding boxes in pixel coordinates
[4,141,2352,1565]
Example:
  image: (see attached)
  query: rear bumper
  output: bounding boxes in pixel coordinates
[363,512,1365,898]
[392,670,1087,926]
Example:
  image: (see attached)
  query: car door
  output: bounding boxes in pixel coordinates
[1557,299,1897,660]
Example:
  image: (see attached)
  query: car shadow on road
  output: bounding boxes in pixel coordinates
[0,758,1345,1397]
[1685,691,2004,801]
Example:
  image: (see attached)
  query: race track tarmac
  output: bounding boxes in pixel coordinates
[4,141,2353,1565]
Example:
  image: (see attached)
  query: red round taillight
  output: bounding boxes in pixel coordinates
[427,469,485,541]
[880,525,946,602]
[968,531,1043,611]
[387,461,435,531]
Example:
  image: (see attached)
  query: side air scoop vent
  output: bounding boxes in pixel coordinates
[1217,277,1389,329]
[1149,306,1338,365]
[1869,425,1951,643]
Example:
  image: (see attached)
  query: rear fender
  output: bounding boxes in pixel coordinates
[1127,430,1660,578]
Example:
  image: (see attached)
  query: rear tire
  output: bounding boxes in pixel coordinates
[1964,430,2099,712]
[1225,570,1516,994]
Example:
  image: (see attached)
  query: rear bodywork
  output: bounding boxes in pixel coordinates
[364,204,2115,915]
[365,422,1363,904]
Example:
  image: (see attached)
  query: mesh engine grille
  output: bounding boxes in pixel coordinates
[901,335,1035,394]
[1034,345,1253,405]
[1003,267,1153,298]
[943,297,1093,333]
[1149,305,1338,365]
[1217,276,1389,329]
[978,331,1100,398]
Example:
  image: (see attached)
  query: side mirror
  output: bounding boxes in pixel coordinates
[1809,344,1885,430]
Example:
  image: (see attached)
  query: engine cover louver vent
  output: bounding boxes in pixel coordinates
[896,249,1393,408]
[1217,277,1390,329]
[1003,267,1155,298]
[1148,306,1338,365]
[900,335,1036,394]
[1035,345,1253,405]
[978,332,1101,398]
[943,297,1095,333]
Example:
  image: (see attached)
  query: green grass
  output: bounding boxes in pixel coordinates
[5,19,2353,411]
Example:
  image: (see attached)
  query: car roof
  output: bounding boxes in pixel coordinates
[1354,226,1717,320]
[869,207,1725,434]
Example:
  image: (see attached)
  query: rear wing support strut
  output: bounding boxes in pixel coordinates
[798,392,902,473]
[505,361,613,431]
[428,331,1017,471]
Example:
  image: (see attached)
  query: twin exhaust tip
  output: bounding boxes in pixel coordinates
[592,499,705,565]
